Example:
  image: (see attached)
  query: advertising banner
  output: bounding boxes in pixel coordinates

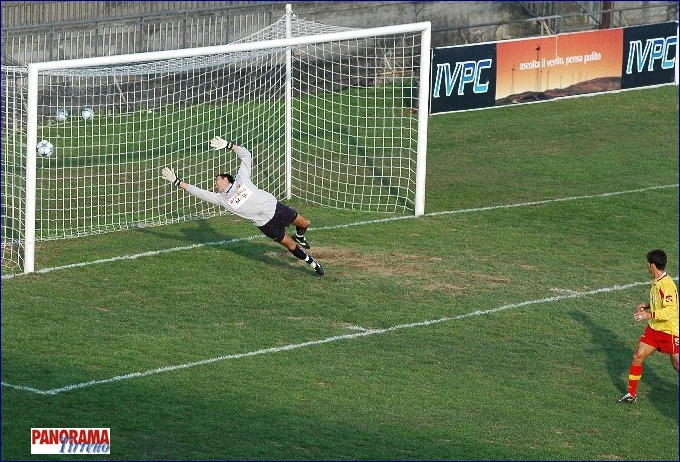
[495,29,623,106]
[430,43,496,113]
[429,22,678,115]
[621,22,677,89]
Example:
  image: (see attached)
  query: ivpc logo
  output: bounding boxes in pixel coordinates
[621,22,677,89]
[429,43,496,113]
[432,59,493,97]
[625,36,677,73]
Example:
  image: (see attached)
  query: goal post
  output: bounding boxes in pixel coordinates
[8,10,431,275]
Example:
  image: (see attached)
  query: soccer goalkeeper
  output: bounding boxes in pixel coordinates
[161,137,324,276]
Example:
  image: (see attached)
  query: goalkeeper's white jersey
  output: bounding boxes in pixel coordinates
[185,146,277,226]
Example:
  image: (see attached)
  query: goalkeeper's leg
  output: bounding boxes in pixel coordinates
[291,214,311,249]
[257,206,323,275]
[287,242,324,276]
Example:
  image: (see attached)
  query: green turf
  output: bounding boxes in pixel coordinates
[2,85,678,460]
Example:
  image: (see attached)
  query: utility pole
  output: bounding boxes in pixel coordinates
[600,1,613,29]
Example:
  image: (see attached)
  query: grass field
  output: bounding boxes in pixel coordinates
[2,85,678,460]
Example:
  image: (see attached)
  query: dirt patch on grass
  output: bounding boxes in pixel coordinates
[269,246,509,294]
[310,247,442,276]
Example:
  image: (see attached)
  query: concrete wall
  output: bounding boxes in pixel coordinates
[286,2,676,46]
[2,2,676,64]
[288,2,536,47]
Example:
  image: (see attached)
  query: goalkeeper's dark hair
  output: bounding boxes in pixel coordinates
[646,249,667,270]
[216,173,234,184]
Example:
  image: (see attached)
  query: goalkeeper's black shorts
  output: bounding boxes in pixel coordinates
[258,201,298,242]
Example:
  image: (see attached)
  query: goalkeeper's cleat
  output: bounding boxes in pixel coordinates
[617,392,637,403]
[293,234,310,249]
[310,260,324,276]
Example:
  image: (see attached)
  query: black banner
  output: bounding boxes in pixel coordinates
[430,43,497,114]
[621,22,677,89]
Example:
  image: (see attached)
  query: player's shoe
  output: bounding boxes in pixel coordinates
[311,260,324,276]
[293,234,310,249]
[617,392,637,403]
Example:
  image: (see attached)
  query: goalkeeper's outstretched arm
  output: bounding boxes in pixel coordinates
[209,136,235,151]
[161,166,186,189]
[161,136,238,190]
[210,136,252,179]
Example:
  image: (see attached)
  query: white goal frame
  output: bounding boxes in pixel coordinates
[19,13,431,274]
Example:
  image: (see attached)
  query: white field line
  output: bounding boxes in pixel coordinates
[550,288,583,296]
[5,279,674,396]
[2,183,676,281]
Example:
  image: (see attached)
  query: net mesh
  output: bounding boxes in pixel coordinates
[1,12,424,274]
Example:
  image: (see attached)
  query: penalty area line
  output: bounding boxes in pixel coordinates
[2,183,676,280]
[2,279,664,396]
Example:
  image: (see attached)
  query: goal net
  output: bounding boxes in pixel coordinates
[2,8,430,275]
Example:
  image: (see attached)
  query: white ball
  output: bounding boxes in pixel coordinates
[55,108,69,122]
[37,140,54,158]
[80,107,95,121]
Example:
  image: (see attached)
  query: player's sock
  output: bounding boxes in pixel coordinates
[290,245,309,261]
[292,232,310,249]
[627,364,643,396]
[290,245,322,273]
[295,226,307,237]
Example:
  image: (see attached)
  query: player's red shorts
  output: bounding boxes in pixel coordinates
[640,325,679,354]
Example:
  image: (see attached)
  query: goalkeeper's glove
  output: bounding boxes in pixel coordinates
[210,136,234,150]
[161,166,182,187]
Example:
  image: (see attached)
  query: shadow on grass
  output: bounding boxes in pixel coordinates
[131,217,319,277]
[570,310,678,424]
[0,368,546,461]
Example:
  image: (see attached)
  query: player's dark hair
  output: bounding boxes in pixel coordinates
[216,173,234,184]
[646,249,667,270]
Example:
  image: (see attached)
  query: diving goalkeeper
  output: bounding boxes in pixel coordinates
[161,137,324,276]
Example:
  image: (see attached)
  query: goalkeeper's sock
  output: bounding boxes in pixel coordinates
[290,245,309,261]
[289,246,323,274]
[627,364,643,396]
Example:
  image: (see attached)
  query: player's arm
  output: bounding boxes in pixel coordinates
[634,301,651,321]
[161,166,229,207]
[210,136,252,177]
[161,166,184,188]
[209,136,236,152]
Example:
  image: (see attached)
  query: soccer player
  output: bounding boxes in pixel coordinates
[618,249,678,403]
[161,136,324,276]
